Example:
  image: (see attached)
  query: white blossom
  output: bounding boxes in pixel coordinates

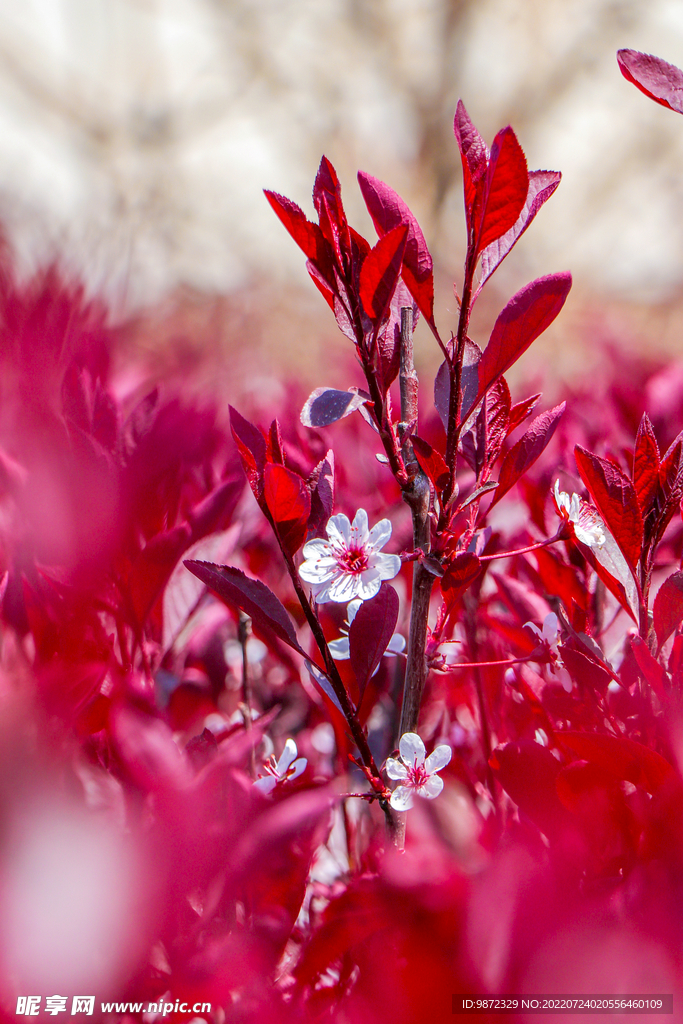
[553,480,605,548]
[299,509,401,603]
[384,732,451,811]
[253,738,307,795]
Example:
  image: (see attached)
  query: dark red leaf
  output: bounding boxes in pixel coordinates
[307,260,336,310]
[411,435,450,491]
[440,552,482,610]
[617,49,683,114]
[633,412,660,513]
[263,463,311,555]
[490,402,565,506]
[653,570,683,650]
[300,387,368,428]
[478,170,561,289]
[534,547,588,613]
[129,522,193,628]
[358,223,408,323]
[357,171,435,323]
[477,377,511,471]
[184,561,307,656]
[558,731,676,795]
[473,273,572,416]
[574,445,643,571]
[348,583,400,703]
[474,126,529,254]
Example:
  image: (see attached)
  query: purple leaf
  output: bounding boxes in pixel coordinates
[411,436,450,491]
[617,49,683,114]
[229,406,267,502]
[184,561,307,656]
[453,101,489,238]
[434,339,481,430]
[653,570,683,650]
[478,170,561,292]
[301,388,368,428]
[348,584,400,702]
[490,402,565,506]
[472,273,572,416]
[357,171,435,323]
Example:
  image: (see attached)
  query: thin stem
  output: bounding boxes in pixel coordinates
[478,530,563,562]
[238,612,256,778]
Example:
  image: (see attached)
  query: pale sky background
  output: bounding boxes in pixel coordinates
[1,0,683,384]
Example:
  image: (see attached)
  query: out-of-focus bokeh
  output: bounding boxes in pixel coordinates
[2,0,683,388]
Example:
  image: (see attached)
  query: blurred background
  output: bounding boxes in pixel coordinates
[2,0,683,393]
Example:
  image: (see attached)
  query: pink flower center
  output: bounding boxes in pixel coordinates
[407,763,429,788]
[338,546,369,575]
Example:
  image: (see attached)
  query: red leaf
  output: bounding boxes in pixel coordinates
[440,552,482,611]
[490,402,565,506]
[308,449,335,537]
[474,126,529,254]
[229,406,267,502]
[507,393,542,433]
[633,412,660,513]
[653,570,683,649]
[263,463,311,555]
[560,646,612,695]
[490,740,570,840]
[358,224,408,323]
[473,273,572,416]
[313,157,350,267]
[184,561,307,656]
[348,583,400,703]
[617,49,683,114]
[534,547,588,613]
[357,171,435,323]
[574,445,643,571]
[478,170,561,289]
[411,435,450,491]
[630,635,668,697]
[558,731,676,795]
[264,191,328,267]
[301,387,368,428]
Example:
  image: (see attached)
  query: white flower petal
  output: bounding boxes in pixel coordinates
[399,732,425,767]
[253,775,277,795]
[390,785,414,811]
[419,774,444,799]
[385,757,409,780]
[301,538,331,559]
[346,599,363,624]
[299,559,340,584]
[352,569,382,601]
[327,572,365,603]
[288,757,307,781]
[367,518,392,551]
[425,744,452,773]
[328,636,351,660]
[542,613,559,643]
[326,513,351,547]
[385,633,406,655]
[277,738,298,775]
[350,508,370,545]
[524,621,543,641]
[373,552,401,582]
